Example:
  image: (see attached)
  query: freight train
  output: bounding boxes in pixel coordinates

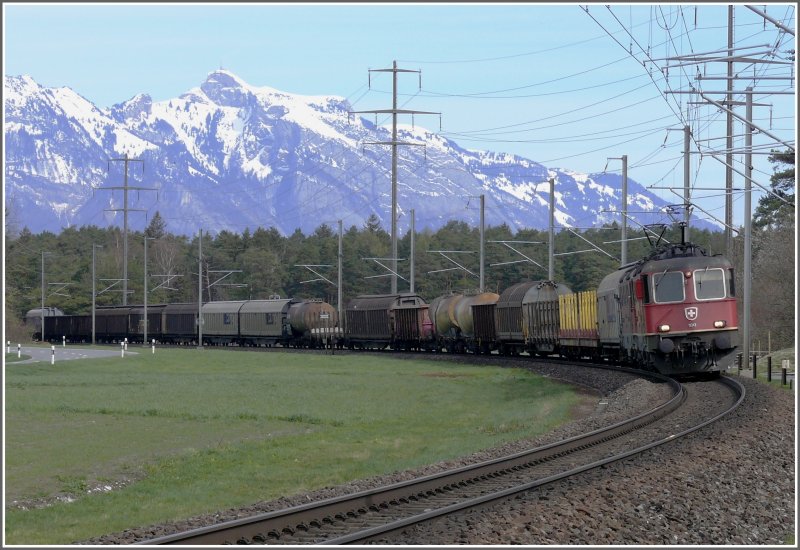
[33,239,739,376]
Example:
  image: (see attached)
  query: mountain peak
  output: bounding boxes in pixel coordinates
[110,93,152,121]
[4,74,43,104]
[200,69,254,107]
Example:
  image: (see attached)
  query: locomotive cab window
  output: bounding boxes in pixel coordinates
[652,271,685,303]
[694,267,726,300]
[727,268,736,297]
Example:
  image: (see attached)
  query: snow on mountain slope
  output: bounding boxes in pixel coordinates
[4,70,710,237]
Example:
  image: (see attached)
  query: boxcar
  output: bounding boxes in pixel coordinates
[162,303,199,344]
[472,301,498,349]
[202,301,245,345]
[95,307,132,343]
[44,314,73,343]
[345,293,430,350]
[69,314,92,343]
[127,304,167,343]
[523,280,573,355]
[239,299,293,346]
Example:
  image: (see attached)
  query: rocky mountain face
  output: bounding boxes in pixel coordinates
[4,70,704,236]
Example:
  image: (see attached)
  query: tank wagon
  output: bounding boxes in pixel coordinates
[25,307,64,340]
[429,291,500,353]
[287,299,339,347]
[344,293,431,350]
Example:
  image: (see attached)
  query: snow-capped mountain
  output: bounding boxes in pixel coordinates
[4,70,704,236]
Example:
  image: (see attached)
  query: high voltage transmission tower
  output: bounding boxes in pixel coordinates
[657,6,795,366]
[94,153,158,305]
[658,7,794,254]
[349,61,441,294]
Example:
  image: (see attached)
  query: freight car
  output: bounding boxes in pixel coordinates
[429,291,499,354]
[495,280,573,356]
[25,307,64,340]
[128,304,168,343]
[161,303,199,344]
[344,293,432,350]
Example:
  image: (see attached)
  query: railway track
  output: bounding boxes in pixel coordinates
[138,370,744,545]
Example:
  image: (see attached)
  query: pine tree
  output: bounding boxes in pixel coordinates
[753,150,795,230]
[145,211,167,239]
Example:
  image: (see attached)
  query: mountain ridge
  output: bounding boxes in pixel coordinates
[4,70,712,236]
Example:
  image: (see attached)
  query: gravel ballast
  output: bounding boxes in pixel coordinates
[377,375,796,545]
[83,362,795,545]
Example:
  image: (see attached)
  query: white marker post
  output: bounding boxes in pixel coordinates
[121,342,125,358]
[151,339,155,354]
[51,345,55,365]
[18,343,21,358]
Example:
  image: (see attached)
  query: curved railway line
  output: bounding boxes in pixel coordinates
[138,369,745,545]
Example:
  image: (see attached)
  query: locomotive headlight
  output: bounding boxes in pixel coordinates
[714,320,726,328]
[658,324,671,333]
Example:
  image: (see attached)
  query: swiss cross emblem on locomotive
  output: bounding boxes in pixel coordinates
[685,307,699,321]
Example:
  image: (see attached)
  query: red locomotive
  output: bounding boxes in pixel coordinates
[596,239,739,375]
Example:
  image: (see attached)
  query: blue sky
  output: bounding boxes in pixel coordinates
[4,3,797,228]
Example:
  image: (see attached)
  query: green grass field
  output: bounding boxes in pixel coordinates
[5,348,591,544]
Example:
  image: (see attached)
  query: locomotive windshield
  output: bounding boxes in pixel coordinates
[652,271,685,303]
[694,267,726,300]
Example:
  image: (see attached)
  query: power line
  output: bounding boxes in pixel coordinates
[94,153,158,305]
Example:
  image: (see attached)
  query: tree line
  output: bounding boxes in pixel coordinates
[2,215,722,325]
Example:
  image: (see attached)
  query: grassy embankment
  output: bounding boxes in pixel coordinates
[5,348,592,544]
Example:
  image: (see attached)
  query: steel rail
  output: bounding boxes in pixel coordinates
[328,376,745,544]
